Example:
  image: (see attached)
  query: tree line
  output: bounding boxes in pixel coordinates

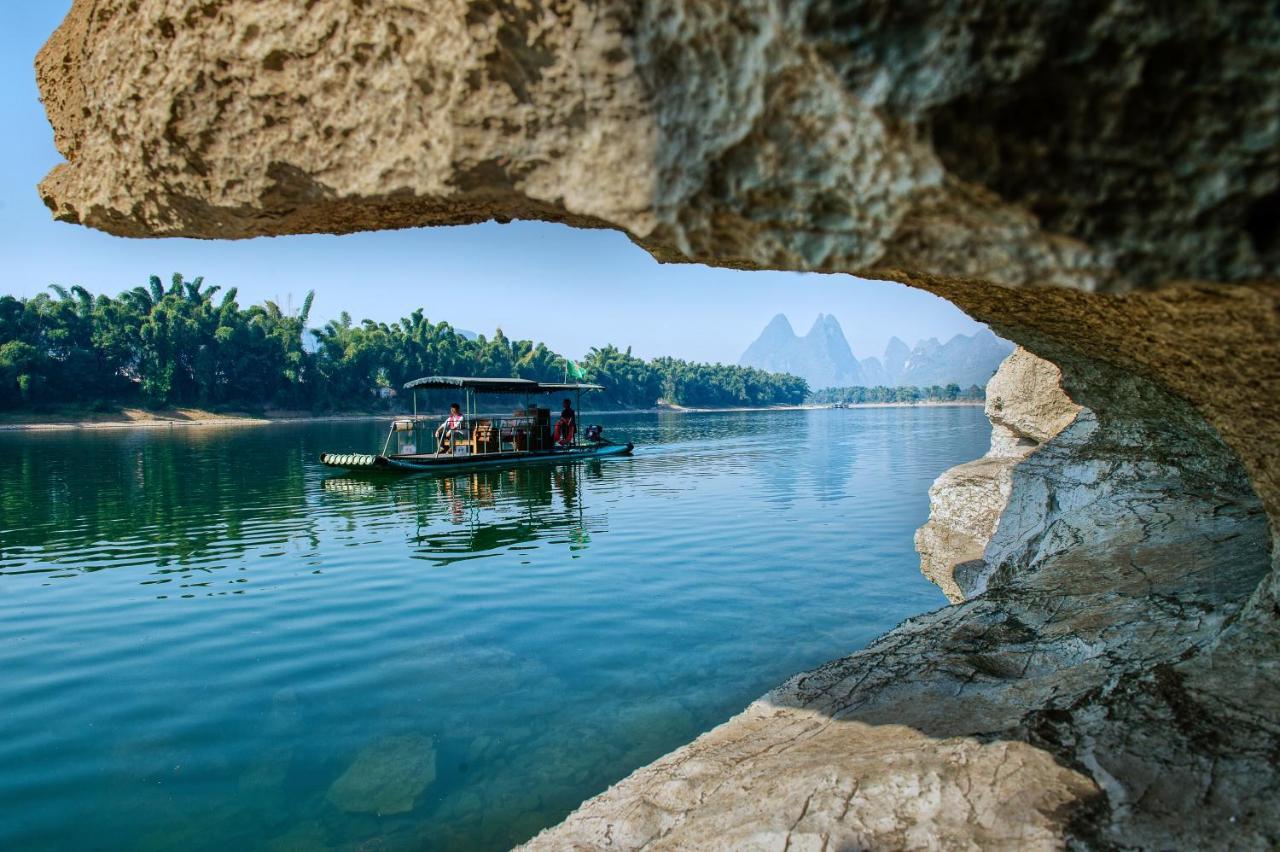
[807,384,983,405]
[0,275,808,412]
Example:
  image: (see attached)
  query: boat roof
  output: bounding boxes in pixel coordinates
[536,382,605,393]
[402,376,604,394]
[403,376,540,394]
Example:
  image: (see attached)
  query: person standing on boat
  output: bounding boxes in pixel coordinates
[436,403,466,453]
[553,399,576,446]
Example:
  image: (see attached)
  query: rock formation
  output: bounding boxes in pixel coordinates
[916,348,1081,602]
[34,1,1280,847]
[325,733,436,816]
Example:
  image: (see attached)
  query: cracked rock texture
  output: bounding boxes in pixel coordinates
[35,1,1280,848]
[915,348,1081,602]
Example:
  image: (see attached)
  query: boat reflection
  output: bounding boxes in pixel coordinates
[321,461,607,565]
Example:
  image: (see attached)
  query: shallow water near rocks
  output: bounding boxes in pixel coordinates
[0,407,987,850]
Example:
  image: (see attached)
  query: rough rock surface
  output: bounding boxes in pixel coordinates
[35,0,1280,291]
[984,349,1080,454]
[33,1,1280,848]
[916,348,1080,601]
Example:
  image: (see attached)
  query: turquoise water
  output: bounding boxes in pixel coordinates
[0,407,987,851]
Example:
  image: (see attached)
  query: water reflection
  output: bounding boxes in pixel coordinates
[0,421,627,583]
[321,463,609,565]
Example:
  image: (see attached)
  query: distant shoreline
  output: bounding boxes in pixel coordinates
[0,400,984,432]
[652,401,983,414]
[0,408,393,432]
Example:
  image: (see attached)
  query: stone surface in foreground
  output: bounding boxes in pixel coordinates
[526,710,1092,850]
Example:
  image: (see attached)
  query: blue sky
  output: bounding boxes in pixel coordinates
[1,3,984,364]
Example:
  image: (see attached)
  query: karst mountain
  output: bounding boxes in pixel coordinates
[740,313,1013,390]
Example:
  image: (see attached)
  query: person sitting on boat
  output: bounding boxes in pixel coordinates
[435,403,466,453]
[553,399,576,446]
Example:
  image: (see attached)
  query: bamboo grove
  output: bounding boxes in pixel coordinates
[0,275,810,411]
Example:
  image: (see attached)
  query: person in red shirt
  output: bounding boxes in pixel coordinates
[553,399,576,446]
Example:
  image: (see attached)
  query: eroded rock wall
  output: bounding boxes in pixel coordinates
[33,1,1280,847]
[915,347,1080,601]
[37,1,1280,290]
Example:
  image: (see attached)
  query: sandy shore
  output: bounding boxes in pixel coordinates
[0,408,392,432]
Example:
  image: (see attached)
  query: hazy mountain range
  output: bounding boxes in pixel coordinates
[739,313,1014,390]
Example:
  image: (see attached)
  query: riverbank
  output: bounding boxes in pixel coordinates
[0,400,983,431]
[0,407,391,431]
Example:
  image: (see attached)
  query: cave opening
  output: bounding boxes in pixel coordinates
[13,0,1280,846]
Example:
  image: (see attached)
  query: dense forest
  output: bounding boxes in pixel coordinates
[0,275,808,412]
[807,384,984,405]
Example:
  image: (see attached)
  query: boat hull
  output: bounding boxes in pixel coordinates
[320,442,634,474]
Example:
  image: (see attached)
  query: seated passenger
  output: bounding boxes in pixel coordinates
[435,403,465,453]
[552,399,576,446]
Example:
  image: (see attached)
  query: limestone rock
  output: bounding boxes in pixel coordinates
[35,1,1280,291]
[528,714,1097,851]
[31,3,1280,524]
[984,348,1082,452]
[325,734,436,816]
[914,455,1018,603]
[915,348,1080,602]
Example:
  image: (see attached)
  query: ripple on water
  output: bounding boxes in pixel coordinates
[0,408,989,850]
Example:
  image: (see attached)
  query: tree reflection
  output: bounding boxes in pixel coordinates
[0,429,316,575]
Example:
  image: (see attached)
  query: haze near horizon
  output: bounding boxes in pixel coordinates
[1,3,986,367]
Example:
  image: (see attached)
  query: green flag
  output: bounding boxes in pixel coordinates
[566,359,586,381]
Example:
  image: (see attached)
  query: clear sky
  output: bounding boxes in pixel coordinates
[1,3,986,364]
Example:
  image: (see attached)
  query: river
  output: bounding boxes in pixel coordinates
[0,407,987,850]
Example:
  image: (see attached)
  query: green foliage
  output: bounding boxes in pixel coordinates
[808,383,983,405]
[0,276,807,412]
[573,346,809,408]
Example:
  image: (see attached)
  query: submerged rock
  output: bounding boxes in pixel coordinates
[326,734,436,816]
[238,745,293,794]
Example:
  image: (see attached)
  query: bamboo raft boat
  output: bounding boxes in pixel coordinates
[320,376,634,474]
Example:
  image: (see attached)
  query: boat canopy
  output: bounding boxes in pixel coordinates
[535,382,605,393]
[403,376,603,394]
[403,376,540,394]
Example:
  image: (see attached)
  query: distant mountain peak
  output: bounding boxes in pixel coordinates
[740,312,863,389]
[741,316,1013,390]
[809,313,846,336]
[764,313,795,334]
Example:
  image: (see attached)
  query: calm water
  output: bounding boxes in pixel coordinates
[0,408,987,851]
